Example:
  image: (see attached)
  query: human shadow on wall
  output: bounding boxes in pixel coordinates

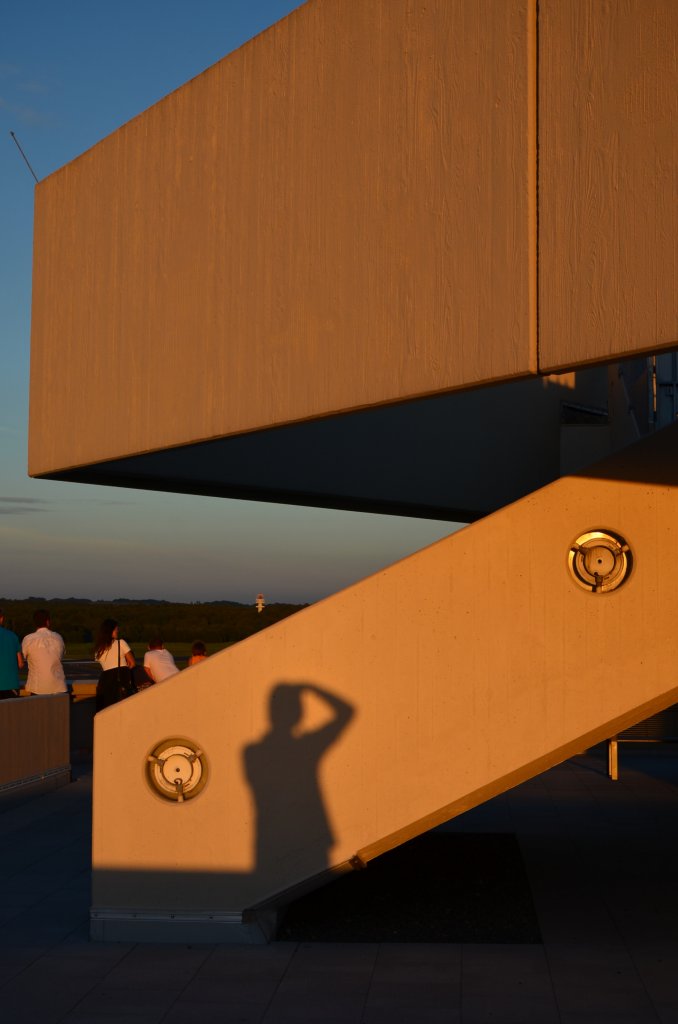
[243,682,354,882]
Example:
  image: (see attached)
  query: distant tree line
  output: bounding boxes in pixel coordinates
[0,598,307,646]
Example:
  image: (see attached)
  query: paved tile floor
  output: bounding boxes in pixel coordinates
[1,746,677,1023]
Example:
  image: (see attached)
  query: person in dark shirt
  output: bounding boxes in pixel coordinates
[0,608,24,699]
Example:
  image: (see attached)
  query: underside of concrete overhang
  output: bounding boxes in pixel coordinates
[41,371,613,522]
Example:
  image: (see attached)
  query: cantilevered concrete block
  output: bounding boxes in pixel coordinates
[29,0,536,480]
[30,1,677,519]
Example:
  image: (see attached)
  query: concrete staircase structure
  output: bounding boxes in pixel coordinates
[88,423,678,940]
[28,0,678,940]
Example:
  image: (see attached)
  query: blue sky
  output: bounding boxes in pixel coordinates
[1,0,457,604]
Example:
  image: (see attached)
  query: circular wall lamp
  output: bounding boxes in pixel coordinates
[146,738,208,802]
[568,530,632,593]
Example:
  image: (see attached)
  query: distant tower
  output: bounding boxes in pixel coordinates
[256,593,265,613]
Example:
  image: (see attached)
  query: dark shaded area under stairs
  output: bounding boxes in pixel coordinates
[277,832,540,943]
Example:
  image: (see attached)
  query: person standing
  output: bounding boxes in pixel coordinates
[94,618,136,712]
[21,609,67,695]
[143,638,179,684]
[0,608,24,699]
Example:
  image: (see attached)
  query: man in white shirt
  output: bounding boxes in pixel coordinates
[143,638,180,684]
[22,609,67,695]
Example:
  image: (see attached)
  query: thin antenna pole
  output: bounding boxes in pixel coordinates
[9,131,40,184]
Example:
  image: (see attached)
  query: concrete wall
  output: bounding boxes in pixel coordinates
[29,0,677,514]
[30,0,535,477]
[540,0,678,370]
[0,694,70,798]
[91,424,678,940]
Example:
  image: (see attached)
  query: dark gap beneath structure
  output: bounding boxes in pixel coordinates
[277,833,541,943]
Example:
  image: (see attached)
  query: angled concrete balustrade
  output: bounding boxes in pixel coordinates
[91,426,678,941]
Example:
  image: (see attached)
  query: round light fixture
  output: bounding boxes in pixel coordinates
[568,530,632,593]
[146,738,208,802]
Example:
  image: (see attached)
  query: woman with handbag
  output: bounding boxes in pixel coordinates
[94,618,136,712]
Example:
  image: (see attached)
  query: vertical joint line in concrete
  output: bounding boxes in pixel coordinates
[531,0,540,375]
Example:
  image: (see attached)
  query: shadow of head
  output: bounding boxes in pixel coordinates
[268,682,304,733]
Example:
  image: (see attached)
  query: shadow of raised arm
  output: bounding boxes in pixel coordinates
[299,682,354,749]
